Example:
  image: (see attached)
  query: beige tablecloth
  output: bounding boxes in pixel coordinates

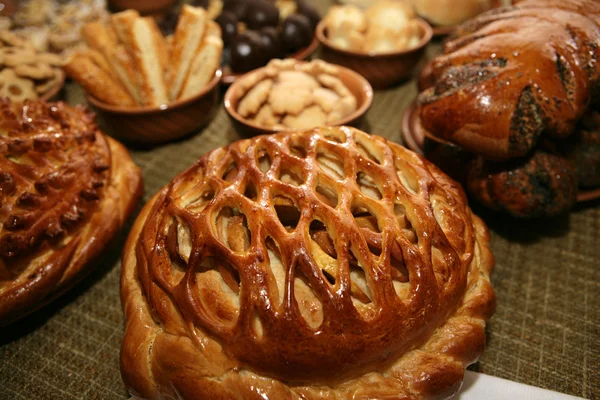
[1,2,599,399]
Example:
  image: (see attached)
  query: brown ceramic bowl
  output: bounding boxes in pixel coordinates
[107,0,176,14]
[87,70,221,145]
[221,35,320,85]
[224,63,373,137]
[316,18,433,89]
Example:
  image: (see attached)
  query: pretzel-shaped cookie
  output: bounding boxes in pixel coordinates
[0,99,142,325]
[121,127,494,399]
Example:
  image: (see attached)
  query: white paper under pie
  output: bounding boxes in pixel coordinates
[458,371,584,400]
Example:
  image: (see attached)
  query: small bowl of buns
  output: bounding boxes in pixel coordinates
[224,58,373,136]
[316,1,433,89]
[65,6,223,145]
[0,31,65,102]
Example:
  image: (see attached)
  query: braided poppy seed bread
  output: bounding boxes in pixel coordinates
[0,99,142,326]
[417,0,600,217]
[120,127,495,399]
[418,0,600,160]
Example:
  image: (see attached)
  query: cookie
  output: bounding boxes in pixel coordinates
[313,87,341,113]
[278,71,320,90]
[283,105,328,130]
[238,79,273,118]
[36,52,64,67]
[35,69,62,94]
[0,31,33,50]
[317,74,353,98]
[0,68,38,101]
[302,59,339,76]
[327,95,357,123]
[14,62,55,80]
[253,104,279,127]
[269,81,314,115]
[2,48,37,67]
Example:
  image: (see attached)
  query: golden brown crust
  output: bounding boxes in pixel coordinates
[120,127,495,399]
[111,11,169,107]
[63,51,136,107]
[567,110,600,188]
[81,22,141,104]
[166,5,207,101]
[0,99,143,326]
[466,149,578,217]
[418,0,600,160]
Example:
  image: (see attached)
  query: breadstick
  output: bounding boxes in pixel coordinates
[81,22,141,104]
[64,52,136,106]
[166,5,207,101]
[112,10,169,107]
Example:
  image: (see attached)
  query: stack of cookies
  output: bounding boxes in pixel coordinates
[236,59,358,130]
[0,31,64,101]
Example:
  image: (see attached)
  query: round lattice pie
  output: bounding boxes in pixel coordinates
[121,127,495,399]
[0,99,142,325]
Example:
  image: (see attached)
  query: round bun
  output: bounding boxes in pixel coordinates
[0,99,142,325]
[412,0,492,26]
[120,127,495,399]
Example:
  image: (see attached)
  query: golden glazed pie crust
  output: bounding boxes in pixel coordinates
[120,126,494,399]
[0,99,143,325]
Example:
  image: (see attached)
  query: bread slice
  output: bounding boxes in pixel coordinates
[84,48,113,76]
[166,5,207,101]
[111,10,169,107]
[144,17,169,76]
[64,51,136,107]
[204,19,222,39]
[81,22,141,104]
[178,33,223,100]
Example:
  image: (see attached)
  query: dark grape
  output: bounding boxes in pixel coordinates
[259,26,284,60]
[246,0,280,29]
[223,0,248,20]
[215,11,238,46]
[295,0,321,30]
[230,31,268,73]
[280,13,313,54]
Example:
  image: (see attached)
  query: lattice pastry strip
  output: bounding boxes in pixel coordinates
[121,126,495,399]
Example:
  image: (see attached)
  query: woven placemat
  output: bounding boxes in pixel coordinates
[1,5,599,399]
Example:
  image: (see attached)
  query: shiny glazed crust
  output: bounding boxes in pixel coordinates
[121,127,495,399]
[0,100,143,326]
[418,0,600,160]
[466,149,578,217]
